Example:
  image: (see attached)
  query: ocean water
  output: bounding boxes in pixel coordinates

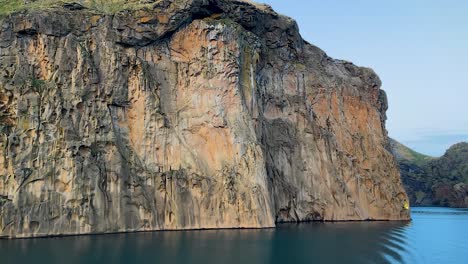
[1,207,467,264]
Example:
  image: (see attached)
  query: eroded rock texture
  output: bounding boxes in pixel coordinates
[0,0,409,238]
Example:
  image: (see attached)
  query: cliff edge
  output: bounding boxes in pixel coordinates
[0,0,409,238]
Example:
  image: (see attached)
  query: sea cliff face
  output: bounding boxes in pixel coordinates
[0,0,409,238]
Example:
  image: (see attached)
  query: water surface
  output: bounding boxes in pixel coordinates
[1,207,467,264]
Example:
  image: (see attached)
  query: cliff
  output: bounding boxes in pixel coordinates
[391,139,468,207]
[0,0,409,238]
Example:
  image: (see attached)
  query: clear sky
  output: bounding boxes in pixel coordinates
[257,0,468,156]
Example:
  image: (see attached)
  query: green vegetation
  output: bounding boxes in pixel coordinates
[428,143,468,184]
[0,0,21,15]
[389,138,434,166]
[1,0,62,16]
[391,138,468,207]
[0,0,158,16]
[30,76,46,93]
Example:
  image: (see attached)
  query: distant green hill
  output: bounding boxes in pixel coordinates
[390,139,468,208]
[389,138,434,166]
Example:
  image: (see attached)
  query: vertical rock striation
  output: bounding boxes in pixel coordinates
[0,0,409,238]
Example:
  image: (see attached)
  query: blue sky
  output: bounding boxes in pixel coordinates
[258,0,468,156]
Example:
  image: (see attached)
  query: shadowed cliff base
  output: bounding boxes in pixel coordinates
[0,0,409,238]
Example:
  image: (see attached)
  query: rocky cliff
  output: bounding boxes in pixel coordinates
[0,0,409,238]
[391,139,468,207]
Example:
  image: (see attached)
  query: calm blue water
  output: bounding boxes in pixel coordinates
[1,207,467,264]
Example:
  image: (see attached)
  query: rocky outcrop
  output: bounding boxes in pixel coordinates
[0,0,409,238]
[391,139,468,207]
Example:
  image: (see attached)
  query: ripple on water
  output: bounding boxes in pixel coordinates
[0,207,467,264]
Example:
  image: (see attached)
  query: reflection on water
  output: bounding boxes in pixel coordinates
[1,208,467,264]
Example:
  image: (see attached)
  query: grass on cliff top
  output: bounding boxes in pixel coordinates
[0,0,158,16]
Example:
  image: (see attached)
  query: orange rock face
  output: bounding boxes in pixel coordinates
[0,0,409,238]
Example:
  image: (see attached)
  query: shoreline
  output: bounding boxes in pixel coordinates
[0,218,412,240]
